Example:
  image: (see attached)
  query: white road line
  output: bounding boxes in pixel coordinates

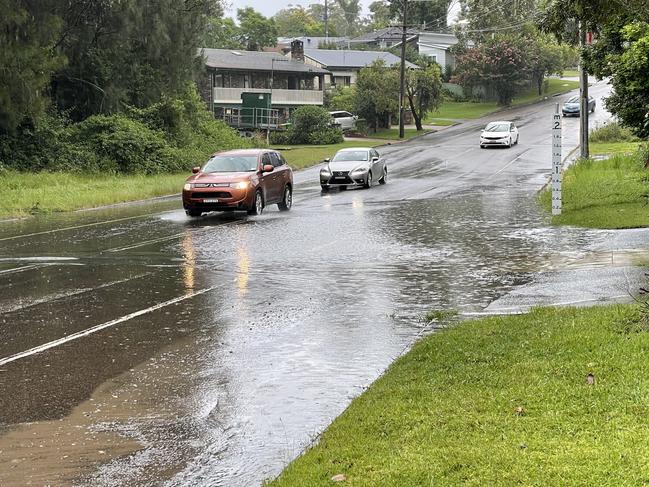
[0,273,151,314]
[0,286,215,367]
[0,264,52,275]
[104,233,187,253]
[0,214,157,242]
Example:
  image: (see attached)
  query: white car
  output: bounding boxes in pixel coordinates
[480,121,519,148]
[329,111,358,131]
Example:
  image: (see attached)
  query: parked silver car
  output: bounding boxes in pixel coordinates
[320,147,387,191]
[329,111,358,131]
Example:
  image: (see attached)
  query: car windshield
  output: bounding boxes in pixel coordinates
[203,155,258,173]
[332,150,369,162]
[485,123,509,132]
[566,96,579,103]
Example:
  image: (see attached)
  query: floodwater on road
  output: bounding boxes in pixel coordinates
[2,83,649,486]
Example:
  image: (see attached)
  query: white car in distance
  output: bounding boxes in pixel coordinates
[329,111,358,131]
[480,121,519,148]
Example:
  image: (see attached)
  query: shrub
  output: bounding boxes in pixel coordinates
[590,121,640,143]
[307,127,343,145]
[72,115,179,174]
[269,129,295,145]
[291,105,331,142]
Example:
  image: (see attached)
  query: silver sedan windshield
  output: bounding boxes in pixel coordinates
[332,150,369,162]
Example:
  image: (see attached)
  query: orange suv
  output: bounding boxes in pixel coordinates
[183,149,293,217]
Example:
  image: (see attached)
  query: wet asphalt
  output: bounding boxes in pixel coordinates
[2,81,649,486]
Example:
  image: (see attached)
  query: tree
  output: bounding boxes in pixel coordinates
[527,35,566,95]
[461,0,539,35]
[0,0,64,132]
[335,0,361,36]
[390,0,453,31]
[586,22,649,138]
[403,64,443,131]
[354,60,399,130]
[202,17,242,49]
[539,0,649,136]
[49,0,220,120]
[368,1,393,30]
[326,86,357,112]
[274,6,326,37]
[452,36,530,106]
[237,7,277,51]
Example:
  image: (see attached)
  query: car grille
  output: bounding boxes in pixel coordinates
[191,191,231,199]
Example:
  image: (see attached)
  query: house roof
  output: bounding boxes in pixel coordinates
[303,49,418,69]
[350,27,419,44]
[200,48,330,74]
[277,36,349,49]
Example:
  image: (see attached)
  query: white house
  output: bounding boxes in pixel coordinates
[417,32,465,69]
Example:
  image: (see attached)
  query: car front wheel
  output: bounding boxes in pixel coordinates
[379,167,387,185]
[363,171,372,189]
[247,190,264,216]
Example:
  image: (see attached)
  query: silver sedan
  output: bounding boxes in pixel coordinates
[320,147,387,191]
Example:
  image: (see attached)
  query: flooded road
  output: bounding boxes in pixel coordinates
[2,82,648,486]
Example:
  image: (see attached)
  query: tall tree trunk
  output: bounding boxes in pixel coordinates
[407,94,423,131]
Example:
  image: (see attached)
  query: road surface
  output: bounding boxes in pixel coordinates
[2,81,648,486]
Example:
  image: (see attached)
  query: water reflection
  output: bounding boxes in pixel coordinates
[181,232,196,292]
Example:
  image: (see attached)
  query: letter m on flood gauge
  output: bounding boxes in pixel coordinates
[552,105,562,215]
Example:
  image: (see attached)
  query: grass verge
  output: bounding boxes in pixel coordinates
[540,149,649,229]
[0,171,185,218]
[276,140,386,170]
[270,304,649,487]
[362,128,431,140]
[425,78,580,123]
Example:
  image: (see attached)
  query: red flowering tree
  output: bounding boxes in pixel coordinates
[452,37,531,106]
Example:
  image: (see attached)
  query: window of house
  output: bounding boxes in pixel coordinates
[214,73,224,87]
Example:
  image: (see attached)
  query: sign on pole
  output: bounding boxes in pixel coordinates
[552,104,562,215]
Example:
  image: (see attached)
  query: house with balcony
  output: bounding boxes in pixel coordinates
[200,44,330,126]
[301,49,419,88]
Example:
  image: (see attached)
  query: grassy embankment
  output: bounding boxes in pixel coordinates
[0,172,186,218]
[0,139,389,218]
[540,123,649,229]
[424,78,580,125]
[270,304,649,486]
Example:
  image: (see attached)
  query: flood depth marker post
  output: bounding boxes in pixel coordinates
[552,104,562,215]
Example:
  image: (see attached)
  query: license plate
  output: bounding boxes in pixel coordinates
[335,176,346,179]
[203,198,219,203]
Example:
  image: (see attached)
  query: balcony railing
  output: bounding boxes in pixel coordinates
[214,87,323,106]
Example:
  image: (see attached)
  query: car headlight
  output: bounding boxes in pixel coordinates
[229,181,250,190]
[352,167,368,174]
[321,166,331,175]
[183,183,192,191]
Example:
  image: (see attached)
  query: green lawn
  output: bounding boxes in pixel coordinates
[364,128,430,140]
[425,78,580,123]
[540,149,649,229]
[270,304,649,486]
[562,69,580,77]
[591,141,642,156]
[0,171,185,218]
[276,140,386,170]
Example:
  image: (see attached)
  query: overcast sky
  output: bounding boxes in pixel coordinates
[226,0,371,19]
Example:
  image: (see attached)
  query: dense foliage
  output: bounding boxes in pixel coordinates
[271,106,343,145]
[405,64,443,130]
[0,0,254,175]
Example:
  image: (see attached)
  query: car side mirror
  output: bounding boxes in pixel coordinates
[192,167,200,174]
[324,158,330,163]
[262,164,274,173]
[371,157,379,162]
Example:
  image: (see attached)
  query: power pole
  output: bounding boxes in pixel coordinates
[579,22,589,159]
[398,0,408,139]
[324,0,329,40]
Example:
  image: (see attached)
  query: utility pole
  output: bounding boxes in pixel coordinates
[398,0,408,139]
[579,22,589,159]
[324,0,329,40]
